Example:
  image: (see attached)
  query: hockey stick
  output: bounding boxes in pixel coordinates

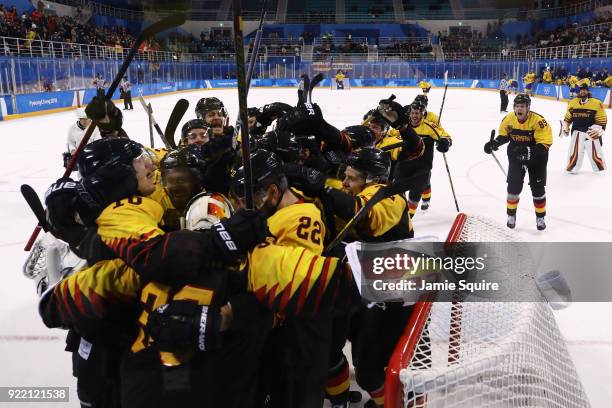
[146,102,154,148]
[23,13,186,251]
[164,98,189,149]
[298,74,310,104]
[437,70,460,212]
[21,185,48,232]
[232,0,254,209]
[324,172,428,254]
[245,0,267,94]
[308,72,325,104]
[489,130,507,177]
[138,95,174,148]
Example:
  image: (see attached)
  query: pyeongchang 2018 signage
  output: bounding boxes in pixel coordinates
[16,91,74,114]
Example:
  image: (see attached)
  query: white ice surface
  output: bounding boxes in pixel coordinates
[1,87,611,407]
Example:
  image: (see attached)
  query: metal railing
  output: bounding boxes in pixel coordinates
[507,40,611,59]
[575,21,612,34]
[0,36,235,62]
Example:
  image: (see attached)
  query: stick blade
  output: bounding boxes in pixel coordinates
[164,98,190,149]
[21,184,48,232]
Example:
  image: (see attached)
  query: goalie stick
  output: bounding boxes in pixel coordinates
[23,13,186,251]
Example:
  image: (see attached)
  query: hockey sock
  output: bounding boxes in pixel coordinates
[408,200,419,218]
[326,356,350,404]
[367,384,384,407]
[533,195,546,218]
[421,187,431,203]
[507,194,520,216]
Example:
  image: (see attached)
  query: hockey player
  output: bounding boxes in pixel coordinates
[395,100,452,217]
[64,107,101,168]
[335,70,346,90]
[542,68,553,84]
[568,74,579,99]
[180,118,210,147]
[195,96,231,137]
[508,77,519,94]
[484,94,552,230]
[523,71,536,96]
[230,150,357,408]
[417,79,431,94]
[561,83,607,173]
[44,137,269,407]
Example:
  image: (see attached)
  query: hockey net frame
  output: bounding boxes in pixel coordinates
[384,213,591,408]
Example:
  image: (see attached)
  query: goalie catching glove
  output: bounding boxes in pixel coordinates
[146,300,224,353]
[587,124,604,140]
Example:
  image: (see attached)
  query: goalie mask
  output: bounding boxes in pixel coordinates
[184,192,234,231]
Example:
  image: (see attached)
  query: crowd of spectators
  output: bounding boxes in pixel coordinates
[0,3,139,54]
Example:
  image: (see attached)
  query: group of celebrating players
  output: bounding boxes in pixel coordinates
[30,76,606,408]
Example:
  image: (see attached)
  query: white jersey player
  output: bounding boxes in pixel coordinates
[561,84,607,173]
[65,108,101,164]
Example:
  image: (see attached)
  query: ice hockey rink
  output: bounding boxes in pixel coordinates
[0,86,611,407]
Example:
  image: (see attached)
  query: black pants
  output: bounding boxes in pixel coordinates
[507,157,547,197]
[123,90,133,110]
[500,90,508,112]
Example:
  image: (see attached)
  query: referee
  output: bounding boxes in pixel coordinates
[499,73,509,113]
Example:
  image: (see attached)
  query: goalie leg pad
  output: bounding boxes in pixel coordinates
[566,131,586,173]
[587,137,606,171]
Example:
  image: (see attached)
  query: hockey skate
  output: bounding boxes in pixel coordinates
[421,201,430,211]
[507,215,516,229]
[536,217,546,231]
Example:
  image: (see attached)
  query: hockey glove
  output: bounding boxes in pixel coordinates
[560,121,571,137]
[511,144,536,163]
[85,89,122,134]
[211,209,268,262]
[377,96,410,129]
[436,137,452,153]
[256,102,293,128]
[62,152,73,169]
[45,178,87,247]
[278,102,325,135]
[587,125,604,140]
[484,139,501,154]
[283,163,327,197]
[200,133,233,160]
[146,300,223,353]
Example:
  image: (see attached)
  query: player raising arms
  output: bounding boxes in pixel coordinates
[561,83,607,173]
[484,94,552,230]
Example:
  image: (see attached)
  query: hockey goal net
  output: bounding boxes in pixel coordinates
[385,213,590,408]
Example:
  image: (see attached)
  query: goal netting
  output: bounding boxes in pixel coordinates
[385,213,590,408]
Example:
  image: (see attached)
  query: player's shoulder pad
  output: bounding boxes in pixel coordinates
[530,111,547,120]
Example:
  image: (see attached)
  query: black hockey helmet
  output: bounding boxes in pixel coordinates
[363,109,386,127]
[195,97,227,119]
[78,138,144,178]
[513,93,531,107]
[414,94,428,107]
[230,149,286,198]
[256,130,305,163]
[160,145,206,186]
[247,107,259,117]
[341,125,375,151]
[346,147,391,181]
[409,100,426,113]
[181,119,209,142]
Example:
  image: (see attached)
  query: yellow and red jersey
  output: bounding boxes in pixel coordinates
[498,111,553,149]
[355,183,413,241]
[564,97,607,133]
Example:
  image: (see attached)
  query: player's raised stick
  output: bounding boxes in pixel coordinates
[489,130,507,177]
[438,70,460,212]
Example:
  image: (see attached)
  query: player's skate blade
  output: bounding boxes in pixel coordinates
[507,215,516,229]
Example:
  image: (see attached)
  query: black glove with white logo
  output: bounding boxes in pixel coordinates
[211,209,268,262]
[284,163,326,197]
[45,177,87,247]
[146,300,223,353]
[377,96,410,129]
